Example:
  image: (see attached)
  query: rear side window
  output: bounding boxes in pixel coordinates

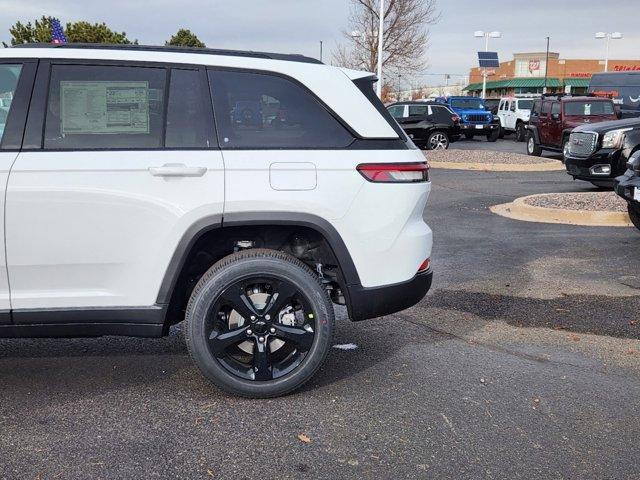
[541,101,552,115]
[0,64,23,144]
[44,64,166,149]
[432,106,452,122]
[208,69,353,149]
[551,102,561,115]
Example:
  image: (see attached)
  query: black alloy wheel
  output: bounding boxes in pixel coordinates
[185,249,334,398]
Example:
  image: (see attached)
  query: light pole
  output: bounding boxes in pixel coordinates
[595,32,623,72]
[319,40,323,62]
[474,30,501,99]
[376,0,384,97]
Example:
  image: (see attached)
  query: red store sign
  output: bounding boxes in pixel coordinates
[613,65,640,71]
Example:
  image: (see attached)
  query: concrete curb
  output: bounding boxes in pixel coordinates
[490,194,633,227]
[430,161,565,172]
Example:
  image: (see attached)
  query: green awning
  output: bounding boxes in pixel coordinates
[508,77,561,88]
[463,77,561,91]
[563,78,590,88]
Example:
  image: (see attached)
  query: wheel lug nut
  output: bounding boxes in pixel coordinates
[258,336,265,343]
[269,327,276,334]
[246,329,252,336]
[250,315,256,321]
[265,314,271,320]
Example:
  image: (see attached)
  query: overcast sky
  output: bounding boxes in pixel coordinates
[1,0,639,86]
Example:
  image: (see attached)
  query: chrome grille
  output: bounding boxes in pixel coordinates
[568,132,597,157]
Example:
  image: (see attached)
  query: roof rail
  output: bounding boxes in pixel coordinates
[11,43,324,65]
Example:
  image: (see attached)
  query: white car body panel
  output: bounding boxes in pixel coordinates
[223,148,431,288]
[5,151,224,309]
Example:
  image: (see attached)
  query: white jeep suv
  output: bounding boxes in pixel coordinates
[0,44,433,397]
[497,97,536,142]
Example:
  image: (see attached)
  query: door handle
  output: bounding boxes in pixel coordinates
[149,163,207,177]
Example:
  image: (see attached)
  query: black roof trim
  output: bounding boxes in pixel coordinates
[11,43,323,65]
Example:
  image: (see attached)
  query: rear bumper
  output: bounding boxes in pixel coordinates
[565,149,624,184]
[346,269,433,321]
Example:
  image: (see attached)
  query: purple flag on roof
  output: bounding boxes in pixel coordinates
[51,18,67,44]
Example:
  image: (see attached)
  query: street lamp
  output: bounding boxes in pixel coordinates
[350,0,385,98]
[474,30,501,99]
[595,32,623,72]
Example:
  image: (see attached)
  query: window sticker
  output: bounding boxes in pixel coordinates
[60,81,150,134]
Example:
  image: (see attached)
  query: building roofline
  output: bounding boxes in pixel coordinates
[11,43,323,65]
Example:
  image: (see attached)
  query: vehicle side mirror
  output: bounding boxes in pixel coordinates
[551,113,560,121]
[616,107,623,119]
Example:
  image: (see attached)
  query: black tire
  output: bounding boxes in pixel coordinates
[464,132,474,140]
[526,131,542,156]
[486,129,500,142]
[185,248,335,398]
[426,130,449,150]
[515,122,526,142]
[629,203,640,231]
[498,126,505,139]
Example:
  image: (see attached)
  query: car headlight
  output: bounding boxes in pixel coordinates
[462,114,468,121]
[602,128,632,149]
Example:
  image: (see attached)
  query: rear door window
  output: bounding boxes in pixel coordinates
[208,69,354,149]
[0,64,23,145]
[44,64,166,149]
[408,105,428,116]
[551,102,561,116]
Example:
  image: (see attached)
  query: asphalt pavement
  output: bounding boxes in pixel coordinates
[2,145,640,479]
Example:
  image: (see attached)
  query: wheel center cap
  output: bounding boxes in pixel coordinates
[253,320,268,334]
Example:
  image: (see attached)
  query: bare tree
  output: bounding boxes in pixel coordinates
[333,0,439,78]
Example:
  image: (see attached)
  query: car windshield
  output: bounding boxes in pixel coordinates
[451,98,485,110]
[517,100,534,110]
[564,101,614,116]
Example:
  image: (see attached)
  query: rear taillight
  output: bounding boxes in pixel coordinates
[356,162,429,183]
[418,258,430,273]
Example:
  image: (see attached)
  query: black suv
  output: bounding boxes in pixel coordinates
[614,151,640,230]
[566,118,640,188]
[387,101,461,150]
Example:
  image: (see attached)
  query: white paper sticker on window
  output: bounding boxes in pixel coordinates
[60,81,150,135]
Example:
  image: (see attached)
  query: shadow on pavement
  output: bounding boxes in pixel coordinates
[427,289,640,340]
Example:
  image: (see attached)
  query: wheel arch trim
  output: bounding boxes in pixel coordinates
[155,211,361,304]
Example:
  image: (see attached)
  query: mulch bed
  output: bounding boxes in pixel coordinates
[524,192,627,213]
[427,149,556,165]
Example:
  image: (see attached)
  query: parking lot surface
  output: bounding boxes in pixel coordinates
[2,153,640,479]
[451,136,562,159]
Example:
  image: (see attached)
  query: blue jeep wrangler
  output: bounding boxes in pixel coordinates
[438,96,500,142]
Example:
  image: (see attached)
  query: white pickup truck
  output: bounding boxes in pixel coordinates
[497,97,536,142]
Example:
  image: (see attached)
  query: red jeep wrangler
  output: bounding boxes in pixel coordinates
[526,95,618,157]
